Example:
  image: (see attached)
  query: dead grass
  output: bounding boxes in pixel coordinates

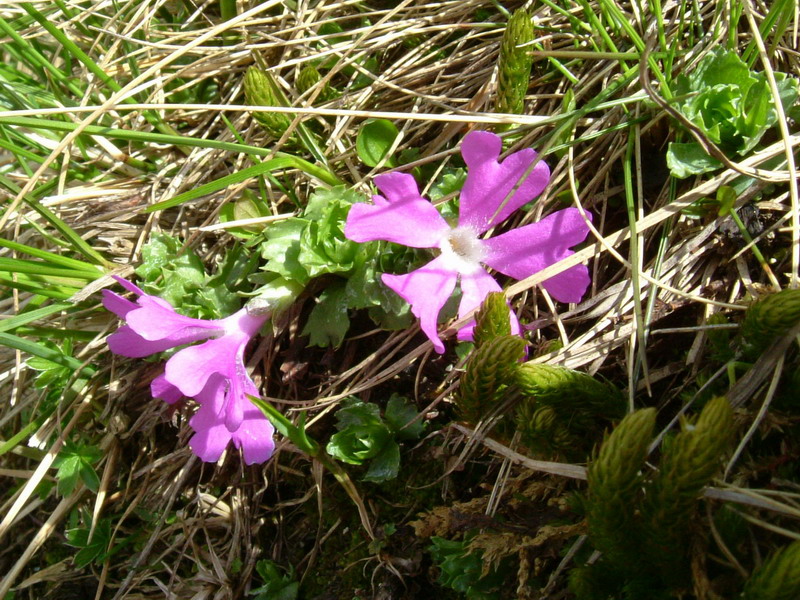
[1,0,799,598]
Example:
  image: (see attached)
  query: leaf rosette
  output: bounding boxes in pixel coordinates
[326,401,392,465]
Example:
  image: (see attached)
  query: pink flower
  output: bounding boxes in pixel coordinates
[103,276,275,465]
[188,375,275,464]
[345,130,591,353]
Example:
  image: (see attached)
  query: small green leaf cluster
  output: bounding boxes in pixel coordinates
[572,397,735,598]
[741,539,800,600]
[667,48,799,178]
[244,66,294,140]
[257,186,419,347]
[428,535,509,600]
[135,233,242,319]
[250,559,300,600]
[64,509,126,569]
[26,338,75,393]
[325,394,424,483]
[495,9,534,125]
[515,363,625,459]
[456,293,624,457]
[53,439,102,496]
[740,288,800,360]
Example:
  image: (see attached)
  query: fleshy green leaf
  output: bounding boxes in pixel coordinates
[356,118,400,167]
[362,441,401,482]
[252,559,300,600]
[259,218,309,284]
[302,281,350,348]
[326,422,392,465]
[666,142,723,179]
[668,47,799,179]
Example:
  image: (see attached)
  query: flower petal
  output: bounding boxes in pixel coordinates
[111,276,146,296]
[222,351,249,432]
[458,268,502,322]
[126,296,222,343]
[458,130,550,234]
[381,255,458,353]
[189,382,230,463]
[231,403,276,465]
[102,290,138,319]
[164,336,240,397]
[151,373,183,404]
[482,208,592,303]
[107,326,182,357]
[540,264,592,304]
[188,377,275,465]
[345,172,449,247]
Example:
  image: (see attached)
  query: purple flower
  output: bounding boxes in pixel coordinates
[345,130,591,353]
[188,375,275,464]
[102,276,275,465]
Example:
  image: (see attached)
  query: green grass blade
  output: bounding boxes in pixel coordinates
[0,302,72,333]
[0,331,95,375]
[146,156,342,212]
[0,258,101,278]
[0,115,289,159]
[0,274,81,298]
[0,175,108,267]
[0,237,101,272]
[0,14,84,98]
[19,2,179,137]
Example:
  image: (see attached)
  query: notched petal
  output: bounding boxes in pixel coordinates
[458,130,550,233]
[345,172,448,247]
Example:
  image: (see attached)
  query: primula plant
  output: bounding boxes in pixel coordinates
[345,130,592,352]
[103,276,300,464]
[667,47,799,178]
[326,394,424,483]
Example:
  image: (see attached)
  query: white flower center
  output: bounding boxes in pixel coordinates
[439,226,486,274]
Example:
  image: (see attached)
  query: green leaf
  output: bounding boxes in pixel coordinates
[249,395,320,456]
[65,514,114,568]
[716,185,737,217]
[679,48,754,93]
[326,400,393,466]
[428,168,467,202]
[298,207,358,277]
[218,189,271,238]
[429,535,508,598]
[669,47,799,179]
[259,218,309,284]
[252,559,300,600]
[666,142,723,178]
[356,118,400,167]
[739,79,771,153]
[135,233,224,318]
[362,441,401,482]
[26,338,73,390]
[302,281,350,348]
[53,441,101,496]
[384,394,424,440]
[326,425,392,465]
